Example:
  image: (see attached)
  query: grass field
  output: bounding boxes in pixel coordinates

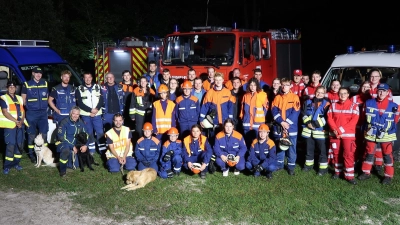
[1,154,400,225]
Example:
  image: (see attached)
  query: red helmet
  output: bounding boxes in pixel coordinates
[143,122,153,131]
[158,84,169,93]
[181,80,193,89]
[191,163,202,174]
[167,127,179,135]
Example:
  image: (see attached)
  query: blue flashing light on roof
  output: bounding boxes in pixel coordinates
[388,44,395,53]
[347,46,354,54]
[232,22,237,29]
[174,25,179,32]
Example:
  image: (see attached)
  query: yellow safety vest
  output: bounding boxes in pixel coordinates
[105,126,133,159]
[0,94,28,128]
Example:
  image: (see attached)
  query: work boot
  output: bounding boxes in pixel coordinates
[3,168,10,175]
[358,173,371,180]
[374,165,382,173]
[60,171,66,177]
[302,166,312,172]
[174,171,180,176]
[200,171,206,179]
[382,177,392,185]
[288,170,295,176]
[30,157,37,164]
[331,173,340,179]
[266,172,273,180]
[317,169,327,176]
[14,165,23,171]
[233,169,240,175]
[254,171,260,177]
[347,179,357,185]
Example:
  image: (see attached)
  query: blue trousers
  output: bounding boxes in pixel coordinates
[3,127,24,169]
[276,136,297,171]
[107,157,137,172]
[137,160,158,171]
[26,111,48,159]
[245,160,277,176]
[183,152,209,173]
[81,115,105,154]
[159,155,183,178]
[58,144,80,173]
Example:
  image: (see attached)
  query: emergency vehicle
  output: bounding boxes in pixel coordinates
[161,26,302,85]
[0,39,82,143]
[94,36,163,84]
[320,45,400,160]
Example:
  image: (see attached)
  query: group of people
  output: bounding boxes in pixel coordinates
[0,62,398,185]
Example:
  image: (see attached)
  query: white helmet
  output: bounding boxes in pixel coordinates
[279,137,293,151]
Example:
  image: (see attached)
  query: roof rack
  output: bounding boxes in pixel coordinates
[0,39,49,47]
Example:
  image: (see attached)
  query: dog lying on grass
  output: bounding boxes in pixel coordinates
[34,133,57,168]
[75,132,98,172]
[121,168,157,191]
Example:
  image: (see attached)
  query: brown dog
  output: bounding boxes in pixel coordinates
[121,168,157,191]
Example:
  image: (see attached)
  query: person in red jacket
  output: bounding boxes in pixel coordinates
[326,79,341,103]
[290,69,305,97]
[327,87,359,185]
[302,70,322,100]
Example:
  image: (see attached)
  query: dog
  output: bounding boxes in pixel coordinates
[74,132,98,172]
[121,168,157,191]
[34,133,57,168]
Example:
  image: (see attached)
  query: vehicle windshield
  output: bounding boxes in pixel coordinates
[162,34,235,67]
[322,67,400,96]
[19,64,82,90]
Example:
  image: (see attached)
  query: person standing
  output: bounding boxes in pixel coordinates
[143,60,161,92]
[135,122,161,171]
[327,87,359,185]
[101,73,125,131]
[105,113,137,173]
[155,69,171,95]
[358,83,400,185]
[302,73,310,86]
[302,70,322,100]
[168,78,180,102]
[290,69,305,97]
[186,69,197,86]
[48,70,76,124]
[57,106,89,177]
[213,119,247,176]
[271,78,300,175]
[1,81,28,174]
[224,68,247,91]
[245,124,277,179]
[242,68,269,92]
[240,77,269,147]
[192,77,206,103]
[75,72,106,155]
[21,67,49,163]
[119,70,136,131]
[230,77,245,132]
[301,86,330,175]
[129,76,155,142]
[326,79,341,103]
[152,84,176,141]
[175,80,200,139]
[203,67,215,91]
[199,72,235,144]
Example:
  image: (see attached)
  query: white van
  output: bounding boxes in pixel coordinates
[321,46,400,160]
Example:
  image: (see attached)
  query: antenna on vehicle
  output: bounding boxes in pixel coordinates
[206,0,209,26]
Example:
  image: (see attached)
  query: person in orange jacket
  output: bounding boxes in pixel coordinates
[152,84,176,142]
[271,78,301,175]
[240,77,269,147]
[327,87,359,185]
[224,68,247,91]
[120,70,137,130]
[203,67,215,91]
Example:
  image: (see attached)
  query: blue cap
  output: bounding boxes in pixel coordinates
[377,83,389,91]
[32,67,43,73]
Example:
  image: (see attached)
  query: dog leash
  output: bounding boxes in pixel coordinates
[72,151,76,170]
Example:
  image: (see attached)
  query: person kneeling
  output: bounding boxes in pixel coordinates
[158,127,183,178]
[135,122,161,171]
[246,124,277,179]
[105,113,137,173]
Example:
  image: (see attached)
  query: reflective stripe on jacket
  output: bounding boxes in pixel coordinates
[105,126,133,158]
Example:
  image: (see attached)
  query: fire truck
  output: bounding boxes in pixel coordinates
[94,36,163,84]
[160,26,302,85]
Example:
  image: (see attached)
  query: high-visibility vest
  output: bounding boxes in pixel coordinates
[78,84,102,116]
[365,99,399,142]
[184,135,207,157]
[24,79,48,111]
[153,100,175,134]
[53,84,76,116]
[0,94,28,128]
[105,126,133,159]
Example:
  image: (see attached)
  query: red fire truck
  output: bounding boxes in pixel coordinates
[94,36,163,84]
[160,26,302,85]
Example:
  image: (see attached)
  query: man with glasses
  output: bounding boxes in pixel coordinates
[101,73,125,131]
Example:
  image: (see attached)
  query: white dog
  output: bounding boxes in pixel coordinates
[34,133,57,168]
